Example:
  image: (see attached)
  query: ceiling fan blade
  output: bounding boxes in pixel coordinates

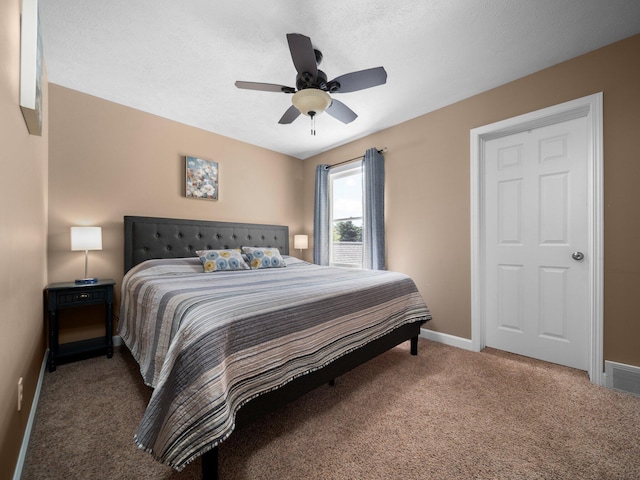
[325,99,358,124]
[235,81,295,93]
[329,66,387,93]
[286,33,318,79]
[278,105,301,124]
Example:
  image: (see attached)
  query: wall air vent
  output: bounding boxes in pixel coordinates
[605,361,640,397]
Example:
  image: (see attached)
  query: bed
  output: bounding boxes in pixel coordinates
[120,215,431,479]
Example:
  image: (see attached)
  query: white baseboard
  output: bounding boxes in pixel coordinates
[420,328,473,351]
[13,349,48,480]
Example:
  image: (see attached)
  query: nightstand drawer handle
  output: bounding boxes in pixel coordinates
[77,293,90,300]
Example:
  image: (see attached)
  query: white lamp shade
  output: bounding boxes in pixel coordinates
[71,226,102,251]
[294,234,309,250]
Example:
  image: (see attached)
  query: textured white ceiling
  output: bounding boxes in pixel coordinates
[39,0,640,159]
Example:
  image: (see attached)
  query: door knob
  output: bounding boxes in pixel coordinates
[572,251,584,261]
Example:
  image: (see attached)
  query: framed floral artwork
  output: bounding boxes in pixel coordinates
[185,156,218,200]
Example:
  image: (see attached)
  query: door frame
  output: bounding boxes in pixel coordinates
[470,93,604,385]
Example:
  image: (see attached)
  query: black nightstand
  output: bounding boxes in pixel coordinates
[45,279,115,372]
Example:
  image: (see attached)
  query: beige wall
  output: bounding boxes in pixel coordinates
[0,0,49,477]
[47,84,304,339]
[303,34,640,367]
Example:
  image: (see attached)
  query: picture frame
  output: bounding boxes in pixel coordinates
[185,156,219,200]
[20,0,43,136]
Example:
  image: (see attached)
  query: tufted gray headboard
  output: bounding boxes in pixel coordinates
[124,216,289,272]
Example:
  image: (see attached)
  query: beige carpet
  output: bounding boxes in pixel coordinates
[22,340,640,480]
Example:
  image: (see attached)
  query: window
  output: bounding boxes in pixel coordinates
[329,163,363,267]
[314,148,384,269]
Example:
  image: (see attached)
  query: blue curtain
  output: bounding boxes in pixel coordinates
[363,148,385,270]
[313,164,330,265]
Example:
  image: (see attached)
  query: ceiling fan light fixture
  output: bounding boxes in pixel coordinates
[292,88,331,117]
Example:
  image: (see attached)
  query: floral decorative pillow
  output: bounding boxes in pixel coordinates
[235,250,251,264]
[242,247,286,269]
[195,249,250,272]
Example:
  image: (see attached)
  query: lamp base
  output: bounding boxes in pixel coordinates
[75,278,98,285]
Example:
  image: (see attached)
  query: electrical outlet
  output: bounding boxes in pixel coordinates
[18,377,23,412]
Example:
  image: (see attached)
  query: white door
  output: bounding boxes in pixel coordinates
[483,116,589,370]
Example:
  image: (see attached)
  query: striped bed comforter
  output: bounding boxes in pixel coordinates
[119,256,431,470]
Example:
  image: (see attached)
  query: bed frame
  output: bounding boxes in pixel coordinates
[123,215,426,480]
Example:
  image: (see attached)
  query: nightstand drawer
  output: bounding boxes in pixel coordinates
[57,288,107,306]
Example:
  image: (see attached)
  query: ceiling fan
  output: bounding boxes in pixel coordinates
[235,33,387,134]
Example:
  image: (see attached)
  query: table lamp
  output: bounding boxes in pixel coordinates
[294,234,308,257]
[71,226,102,284]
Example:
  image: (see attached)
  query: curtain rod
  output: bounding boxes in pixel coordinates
[327,147,387,169]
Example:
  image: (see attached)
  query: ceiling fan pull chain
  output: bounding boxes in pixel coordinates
[311,111,316,136]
